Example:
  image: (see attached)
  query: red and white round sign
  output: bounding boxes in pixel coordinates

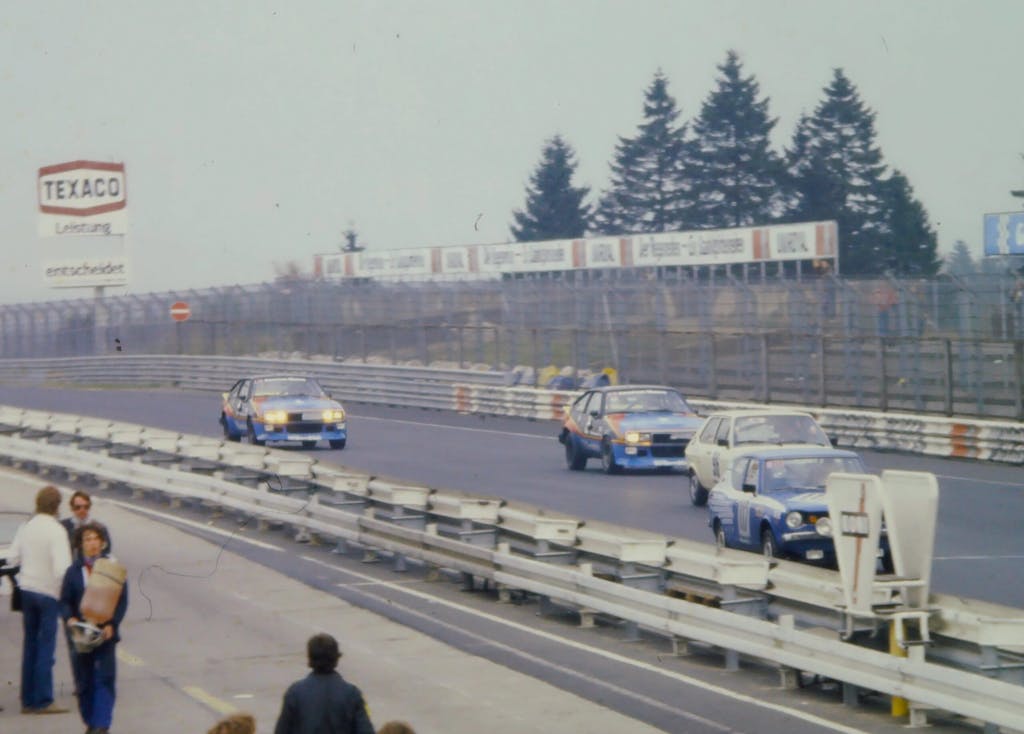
[170,301,191,322]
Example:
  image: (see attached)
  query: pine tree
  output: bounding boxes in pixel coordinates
[593,71,691,234]
[880,170,940,276]
[510,134,591,241]
[687,51,786,229]
[943,240,976,276]
[785,69,889,275]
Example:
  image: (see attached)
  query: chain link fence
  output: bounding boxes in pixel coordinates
[2,270,1023,418]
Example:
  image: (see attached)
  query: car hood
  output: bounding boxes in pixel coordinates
[607,412,703,435]
[252,396,342,412]
[770,488,828,513]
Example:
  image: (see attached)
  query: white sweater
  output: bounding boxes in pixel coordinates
[8,513,72,599]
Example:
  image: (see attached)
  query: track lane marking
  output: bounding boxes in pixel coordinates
[300,555,872,734]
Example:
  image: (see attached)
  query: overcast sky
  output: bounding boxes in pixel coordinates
[2,1,1022,305]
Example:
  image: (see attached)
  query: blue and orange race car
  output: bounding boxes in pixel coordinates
[558,385,703,473]
[220,375,347,449]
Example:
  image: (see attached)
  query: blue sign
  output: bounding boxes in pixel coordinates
[984,212,1024,256]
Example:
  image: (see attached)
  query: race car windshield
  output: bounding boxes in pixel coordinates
[605,390,691,414]
[734,415,829,446]
[253,378,325,398]
[762,456,865,492]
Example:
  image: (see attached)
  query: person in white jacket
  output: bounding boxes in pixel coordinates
[8,485,73,715]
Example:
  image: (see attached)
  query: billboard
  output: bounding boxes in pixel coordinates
[984,211,1024,256]
[38,160,128,237]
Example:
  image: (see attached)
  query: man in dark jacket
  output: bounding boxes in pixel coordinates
[274,633,374,734]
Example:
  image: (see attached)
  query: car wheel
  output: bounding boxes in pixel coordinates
[565,435,587,471]
[713,520,727,550]
[761,528,778,561]
[600,438,620,474]
[221,415,241,442]
[329,439,346,449]
[247,420,265,447]
[688,472,709,506]
[302,441,317,449]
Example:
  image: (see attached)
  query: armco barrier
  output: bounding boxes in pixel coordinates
[1,410,1023,731]
[0,355,1022,463]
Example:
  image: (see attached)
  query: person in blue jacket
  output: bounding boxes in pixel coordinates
[59,522,128,734]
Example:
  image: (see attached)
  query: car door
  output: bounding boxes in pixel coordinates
[692,416,721,486]
[232,379,254,421]
[734,457,760,547]
[578,391,603,455]
[710,417,733,485]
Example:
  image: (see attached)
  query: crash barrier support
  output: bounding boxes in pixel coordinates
[0,416,1023,730]
[0,355,1021,464]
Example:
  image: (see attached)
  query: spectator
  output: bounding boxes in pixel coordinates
[208,712,257,734]
[871,280,899,337]
[61,490,112,557]
[60,522,128,734]
[7,485,73,715]
[274,633,374,734]
[378,723,416,734]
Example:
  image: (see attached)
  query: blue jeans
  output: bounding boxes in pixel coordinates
[75,641,117,729]
[20,590,59,710]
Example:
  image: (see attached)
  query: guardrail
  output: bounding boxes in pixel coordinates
[0,405,1022,731]
[0,355,1022,464]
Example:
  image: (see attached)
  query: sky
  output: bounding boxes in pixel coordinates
[2,1,1022,305]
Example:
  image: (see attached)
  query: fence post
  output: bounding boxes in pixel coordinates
[759,333,770,403]
[708,333,718,399]
[817,335,826,406]
[943,338,953,416]
[878,338,888,412]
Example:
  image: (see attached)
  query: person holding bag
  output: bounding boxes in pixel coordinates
[60,522,128,734]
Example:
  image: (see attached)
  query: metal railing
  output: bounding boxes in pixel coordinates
[0,409,1021,731]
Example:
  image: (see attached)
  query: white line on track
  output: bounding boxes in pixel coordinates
[299,554,873,734]
[354,413,548,440]
[108,500,284,551]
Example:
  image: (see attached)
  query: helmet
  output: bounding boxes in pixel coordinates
[69,621,104,653]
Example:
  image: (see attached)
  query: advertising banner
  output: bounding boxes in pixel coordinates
[631,228,752,267]
[38,160,127,238]
[984,212,1024,256]
[42,258,129,288]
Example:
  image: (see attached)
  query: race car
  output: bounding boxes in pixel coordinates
[685,409,831,506]
[558,385,703,474]
[220,375,347,449]
[707,446,892,570]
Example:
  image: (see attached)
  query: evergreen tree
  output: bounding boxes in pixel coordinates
[943,240,975,276]
[593,71,691,234]
[785,69,889,275]
[510,134,591,241]
[879,170,940,275]
[687,51,786,229]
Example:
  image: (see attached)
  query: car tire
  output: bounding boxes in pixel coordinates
[565,435,587,471]
[688,472,709,506]
[600,438,620,474]
[761,527,778,561]
[221,415,241,442]
[247,420,265,447]
[302,441,317,449]
[713,520,726,550]
[329,439,346,449]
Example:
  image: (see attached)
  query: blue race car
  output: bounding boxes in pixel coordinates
[707,446,891,569]
[558,385,704,474]
[220,375,347,449]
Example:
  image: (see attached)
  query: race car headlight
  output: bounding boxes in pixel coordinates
[785,511,804,529]
[263,410,288,424]
[815,517,833,537]
[624,431,650,444]
[323,408,345,422]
